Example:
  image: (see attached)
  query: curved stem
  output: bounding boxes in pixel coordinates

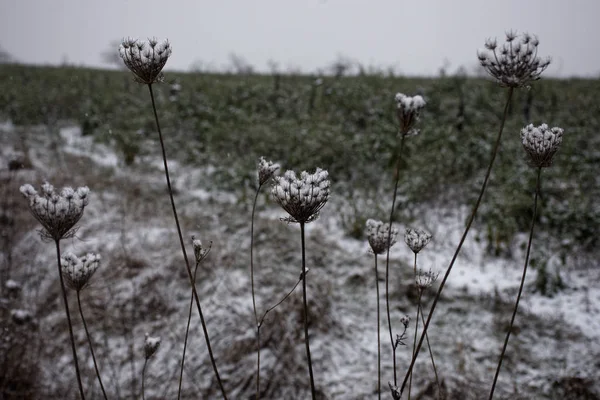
[250,187,262,400]
[374,254,381,400]
[177,259,201,400]
[141,359,148,400]
[77,291,108,400]
[148,84,228,399]
[258,277,302,329]
[400,87,514,396]
[419,302,441,399]
[385,134,406,385]
[55,240,86,400]
[488,166,541,399]
[300,222,316,399]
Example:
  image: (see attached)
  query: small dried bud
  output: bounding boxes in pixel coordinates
[477,31,551,88]
[119,37,172,84]
[11,309,33,325]
[271,168,330,224]
[520,123,564,168]
[389,382,402,400]
[61,252,101,292]
[144,333,161,359]
[404,228,432,254]
[366,219,398,255]
[191,236,212,264]
[416,268,440,291]
[258,157,280,186]
[395,93,426,136]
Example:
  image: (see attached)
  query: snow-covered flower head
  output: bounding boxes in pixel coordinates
[20,182,90,241]
[395,93,426,136]
[271,168,330,224]
[61,252,101,292]
[191,236,212,264]
[119,37,172,84]
[389,382,402,400]
[404,228,432,254]
[416,268,440,291]
[477,31,551,88]
[366,219,398,255]
[520,123,564,168]
[258,157,280,186]
[144,333,161,360]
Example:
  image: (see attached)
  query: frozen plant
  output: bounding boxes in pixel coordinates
[142,333,162,400]
[404,228,433,255]
[258,156,280,186]
[61,252,101,292]
[478,31,551,88]
[271,168,330,224]
[119,38,172,85]
[520,123,564,168]
[395,93,426,136]
[416,268,440,292]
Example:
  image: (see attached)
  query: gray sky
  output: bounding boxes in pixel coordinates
[1,0,599,77]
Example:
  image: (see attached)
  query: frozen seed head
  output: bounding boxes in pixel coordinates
[11,309,33,325]
[144,333,161,359]
[520,123,564,168]
[61,252,101,292]
[20,182,90,241]
[404,228,432,254]
[271,168,330,224]
[477,31,551,88]
[191,236,212,264]
[119,37,172,84]
[395,92,426,136]
[258,157,280,186]
[366,219,398,255]
[389,382,402,400]
[416,268,440,291]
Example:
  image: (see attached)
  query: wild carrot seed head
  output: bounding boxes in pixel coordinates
[61,252,101,292]
[520,123,564,168]
[119,37,172,84]
[395,93,426,136]
[258,157,280,186]
[366,219,398,255]
[144,333,161,359]
[271,168,330,224]
[404,228,432,254]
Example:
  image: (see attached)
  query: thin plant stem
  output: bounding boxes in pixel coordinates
[300,222,316,400]
[408,291,422,400]
[385,134,407,385]
[147,84,228,399]
[77,291,108,400]
[54,240,86,400]
[250,186,262,400]
[374,254,381,400]
[141,359,148,400]
[400,87,514,395]
[177,258,201,400]
[488,166,542,400]
[258,277,303,329]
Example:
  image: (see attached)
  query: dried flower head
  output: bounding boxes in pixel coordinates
[20,183,90,241]
[395,93,426,136]
[258,157,280,186]
[144,333,161,359]
[271,168,330,224]
[520,123,564,168]
[404,228,432,254]
[119,37,172,84]
[395,314,410,348]
[416,268,440,291]
[191,236,212,264]
[61,252,101,292]
[366,219,398,255]
[11,309,33,325]
[477,31,551,88]
[389,382,402,400]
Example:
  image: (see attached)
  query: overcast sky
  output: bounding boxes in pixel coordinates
[1,0,599,77]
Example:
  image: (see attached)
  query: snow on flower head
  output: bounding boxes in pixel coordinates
[144,333,161,359]
[366,219,398,255]
[477,31,551,88]
[404,227,432,254]
[119,37,172,84]
[395,93,426,136]
[61,252,101,292]
[520,123,564,168]
[191,236,212,263]
[20,182,90,241]
[258,157,280,186]
[271,167,330,224]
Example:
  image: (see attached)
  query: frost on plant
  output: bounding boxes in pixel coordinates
[520,123,564,168]
[416,268,440,291]
[144,333,161,360]
[191,236,212,263]
[477,31,551,88]
[119,37,172,84]
[20,183,90,241]
[404,228,432,254]
[366,219,398,255]
[258,157,280,186]
[388,382,402,400]
[271,168,330,224]
[395,93,426,136]
[61,252,101,292]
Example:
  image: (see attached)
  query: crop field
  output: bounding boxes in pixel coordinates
[0,63,599,399]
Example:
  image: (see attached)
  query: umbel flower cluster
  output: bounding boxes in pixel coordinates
[395,93,426,136]
[477,31,551,88]
[520,123,564,167]
[258,157,280,186]
[192,237,212,263]
[20,183,90,241]
[271,168,330,224]
[119,38,172,84]
[61,252,101,292]
[366,219,398,255]
[404,228,432,254]
[144,333,161,360]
